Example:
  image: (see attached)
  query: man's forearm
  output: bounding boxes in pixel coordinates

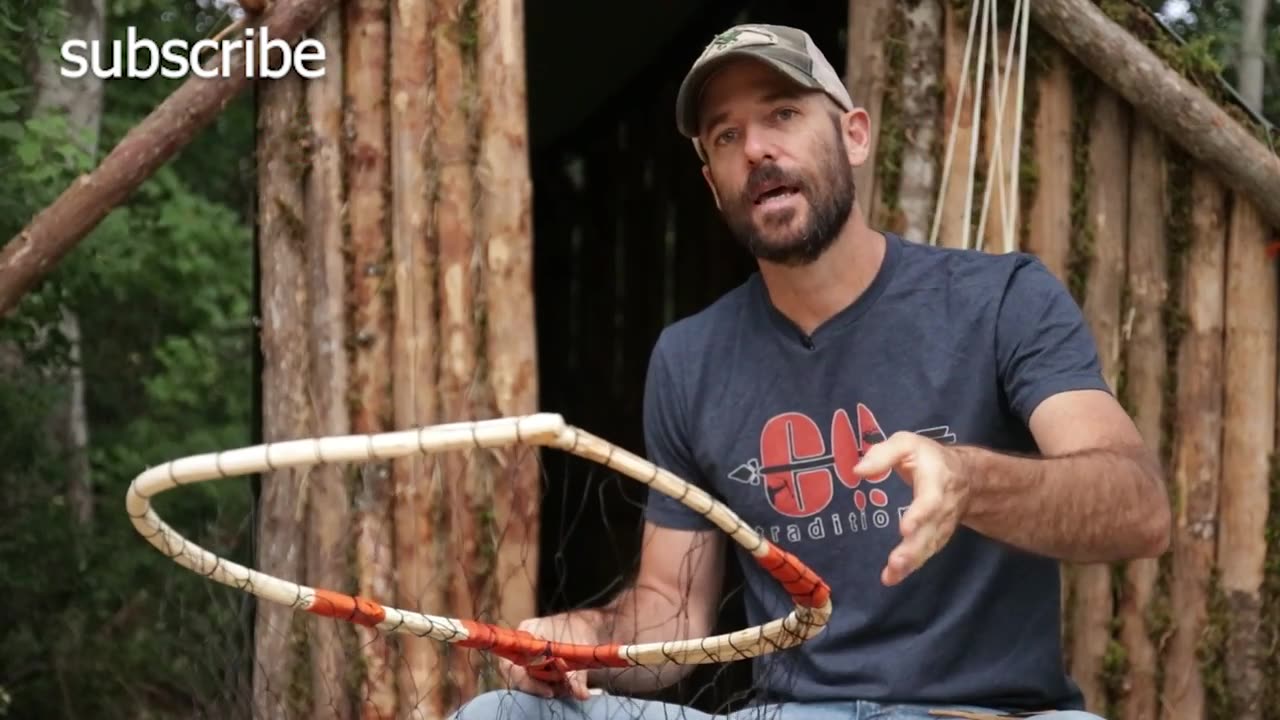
[575,582,712,691]
[953,443,1170,562]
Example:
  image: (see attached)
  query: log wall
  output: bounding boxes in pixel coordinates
[252,0,539,717]
[248,1,1279,718]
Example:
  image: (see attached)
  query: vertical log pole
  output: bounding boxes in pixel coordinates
[935,1,977,250]
[303,6,355,718]
[1070,86,1129,714]
[845,0,892,214]
[1160,170,1228,720]
[476,0,540,636]
[254,67,310,720]
[896,0,942,243]
[1117,117,1167,720]
[1218,196,1278,720]
[391,0,444,714]
[432,0,482,702]
[1024,46,1073,279]
[345,0,397,711]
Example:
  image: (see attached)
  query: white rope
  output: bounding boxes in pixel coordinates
[975,0,1020,252]
[1007,0,1030,254]
[927,0,983,247]
[928,0,1031,255]
[962,0,992,251]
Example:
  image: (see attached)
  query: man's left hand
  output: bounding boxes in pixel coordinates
[853,431,971,586]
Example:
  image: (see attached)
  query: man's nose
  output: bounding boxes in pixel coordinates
[742,128,776,165]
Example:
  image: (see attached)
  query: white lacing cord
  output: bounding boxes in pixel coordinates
[928,0,1031,255]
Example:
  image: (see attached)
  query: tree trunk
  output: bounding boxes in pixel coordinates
[845,0,893,216]
[254,68,311,720]
[432,1,484,704]
[934,1,978,250]
[303,5,354,718]
[1070,86,1129,715]
[1023,45,1073,279]
[476,0,540,640]
[1159,169,1228,720]
[27,0,105,531]
[1217,195,1277,720]
[390,0,445,716]
[1116,116,1166,720]
[0,0,339,317]
[345,0,398,713]
[895,0,942,244]
[1237,0,1268,113]
[1028,0,1280,232]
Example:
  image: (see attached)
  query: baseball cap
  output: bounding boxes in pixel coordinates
[675,23,854,150]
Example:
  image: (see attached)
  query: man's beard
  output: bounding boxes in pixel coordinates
[719,147,855,267]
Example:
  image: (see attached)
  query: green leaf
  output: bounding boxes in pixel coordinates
[0,120,22,141]
[14,139,39,166]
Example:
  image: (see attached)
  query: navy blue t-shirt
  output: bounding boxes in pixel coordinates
[641,232,1109,711]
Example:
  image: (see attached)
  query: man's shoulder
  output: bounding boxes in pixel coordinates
[889,235,1060,304]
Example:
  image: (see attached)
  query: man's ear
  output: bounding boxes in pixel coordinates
[839,108,872,168]
[701,165,723,210]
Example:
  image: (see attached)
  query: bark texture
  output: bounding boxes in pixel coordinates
[895,0,942,243]
[254,68,311,720]
[1069,86,1130,714]
[1117,116,1166,720]
[303,6,354,718]
[390,0,445,715]
[1024,46,1073,278]
[1217,195,1277,720]
[345,0,398,715]
[476,0,541,636]
[845,0,894,214]
[1159,169,1228,720]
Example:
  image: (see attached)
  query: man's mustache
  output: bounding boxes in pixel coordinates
[740,162,807,203]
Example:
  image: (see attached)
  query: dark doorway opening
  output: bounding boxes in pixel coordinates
[527,2,850,712]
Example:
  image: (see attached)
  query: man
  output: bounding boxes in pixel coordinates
[453,22,1170,720]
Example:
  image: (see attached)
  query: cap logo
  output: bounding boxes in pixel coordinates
[698,26,778,62]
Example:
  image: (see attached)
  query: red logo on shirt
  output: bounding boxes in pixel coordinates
[727,404,955,519]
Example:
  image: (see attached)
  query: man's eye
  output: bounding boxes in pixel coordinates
[715,129,737,145]
[774,107,797,121]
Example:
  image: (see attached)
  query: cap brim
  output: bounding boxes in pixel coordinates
[675,49,825,139]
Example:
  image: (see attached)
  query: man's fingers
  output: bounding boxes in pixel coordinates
[853,431,918,477]
[569,670,591,700]
[884,502,946,585]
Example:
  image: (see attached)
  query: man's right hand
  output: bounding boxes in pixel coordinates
[497,611,602,701]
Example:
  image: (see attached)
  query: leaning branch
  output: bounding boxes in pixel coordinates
[0,0,337,318]
[1029,0,1280,231]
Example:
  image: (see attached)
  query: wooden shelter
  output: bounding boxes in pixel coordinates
[1,0,1277,718]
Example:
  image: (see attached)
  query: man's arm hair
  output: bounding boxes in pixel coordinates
[578,522,726,692]
[956,388,1171,563]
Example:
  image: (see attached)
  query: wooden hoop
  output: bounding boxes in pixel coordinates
[124,413,832,681]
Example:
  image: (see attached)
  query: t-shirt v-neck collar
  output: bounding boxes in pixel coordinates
[752,231,902,351]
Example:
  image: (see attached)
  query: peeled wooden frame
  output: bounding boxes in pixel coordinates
[125,412,833,684]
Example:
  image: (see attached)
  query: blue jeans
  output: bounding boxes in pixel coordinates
[449,690,1106,719]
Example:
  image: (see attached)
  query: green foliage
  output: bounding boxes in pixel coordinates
[1099,0,1279,140]
[0,0,257,716]
[1065,60,1097,306]
[1264,452,1280,720]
